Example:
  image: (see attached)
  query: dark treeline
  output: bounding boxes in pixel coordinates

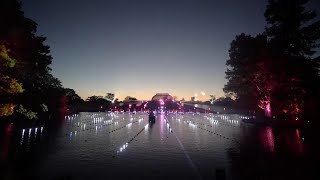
[224,0,320,125]
[70,94,144,113]
[0,0,82,122]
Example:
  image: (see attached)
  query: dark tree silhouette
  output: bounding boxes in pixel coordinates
[265,0,320,122]
[265,0,320,57]
[147,100,160,111]
[64,88,83,104]
[165,100,179,110]
[124,96,137,101]
[214,97,235,108]
[224,33,273,117]
[0,0,80,119]
[105,93,116,102]
[225,0,320,122]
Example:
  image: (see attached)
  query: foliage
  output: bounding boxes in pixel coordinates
[224,0,320,121]
[214,97,235,107]
[64,88,82,104]
[0,45,15,68]
[264,0,320,120]
[124,96,137,101]
[0,45,23,94]
[0,44,23,117]
[0,76,23,94]
[16,104,37,119]
[105,93,115,101]
[40,103,48,112]
[224,33,270,112]
[265,0,320,57]
[209,95,215,104]
[0,0,77,117]
[86,96,105,102]
[0,104,14,116]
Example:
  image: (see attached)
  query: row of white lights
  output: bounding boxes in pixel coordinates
[22,127,43,137]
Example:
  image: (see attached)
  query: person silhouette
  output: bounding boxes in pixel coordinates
[149,110,155,122]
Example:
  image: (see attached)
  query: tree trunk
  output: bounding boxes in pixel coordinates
[264,102,272,117]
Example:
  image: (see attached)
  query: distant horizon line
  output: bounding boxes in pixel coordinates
[79,93,226,101]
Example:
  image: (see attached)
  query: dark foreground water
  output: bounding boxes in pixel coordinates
[0,112,318,180]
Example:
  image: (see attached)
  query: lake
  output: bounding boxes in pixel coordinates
[0,112,317,180]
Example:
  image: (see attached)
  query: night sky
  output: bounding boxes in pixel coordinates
[21,0,320,101]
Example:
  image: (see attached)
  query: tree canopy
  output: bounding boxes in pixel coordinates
[265,0,320,57]
[0,0,81,120]
[0,44,23,116]
[224,0,320,122]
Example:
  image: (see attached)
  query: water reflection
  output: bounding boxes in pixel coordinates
[260,127,275,153]
[295,129,304,154]
[160,114,165,141]
[0,112,315,180]
[259,126,306,155]
[284,128,304,155]
[1,123,13,161]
